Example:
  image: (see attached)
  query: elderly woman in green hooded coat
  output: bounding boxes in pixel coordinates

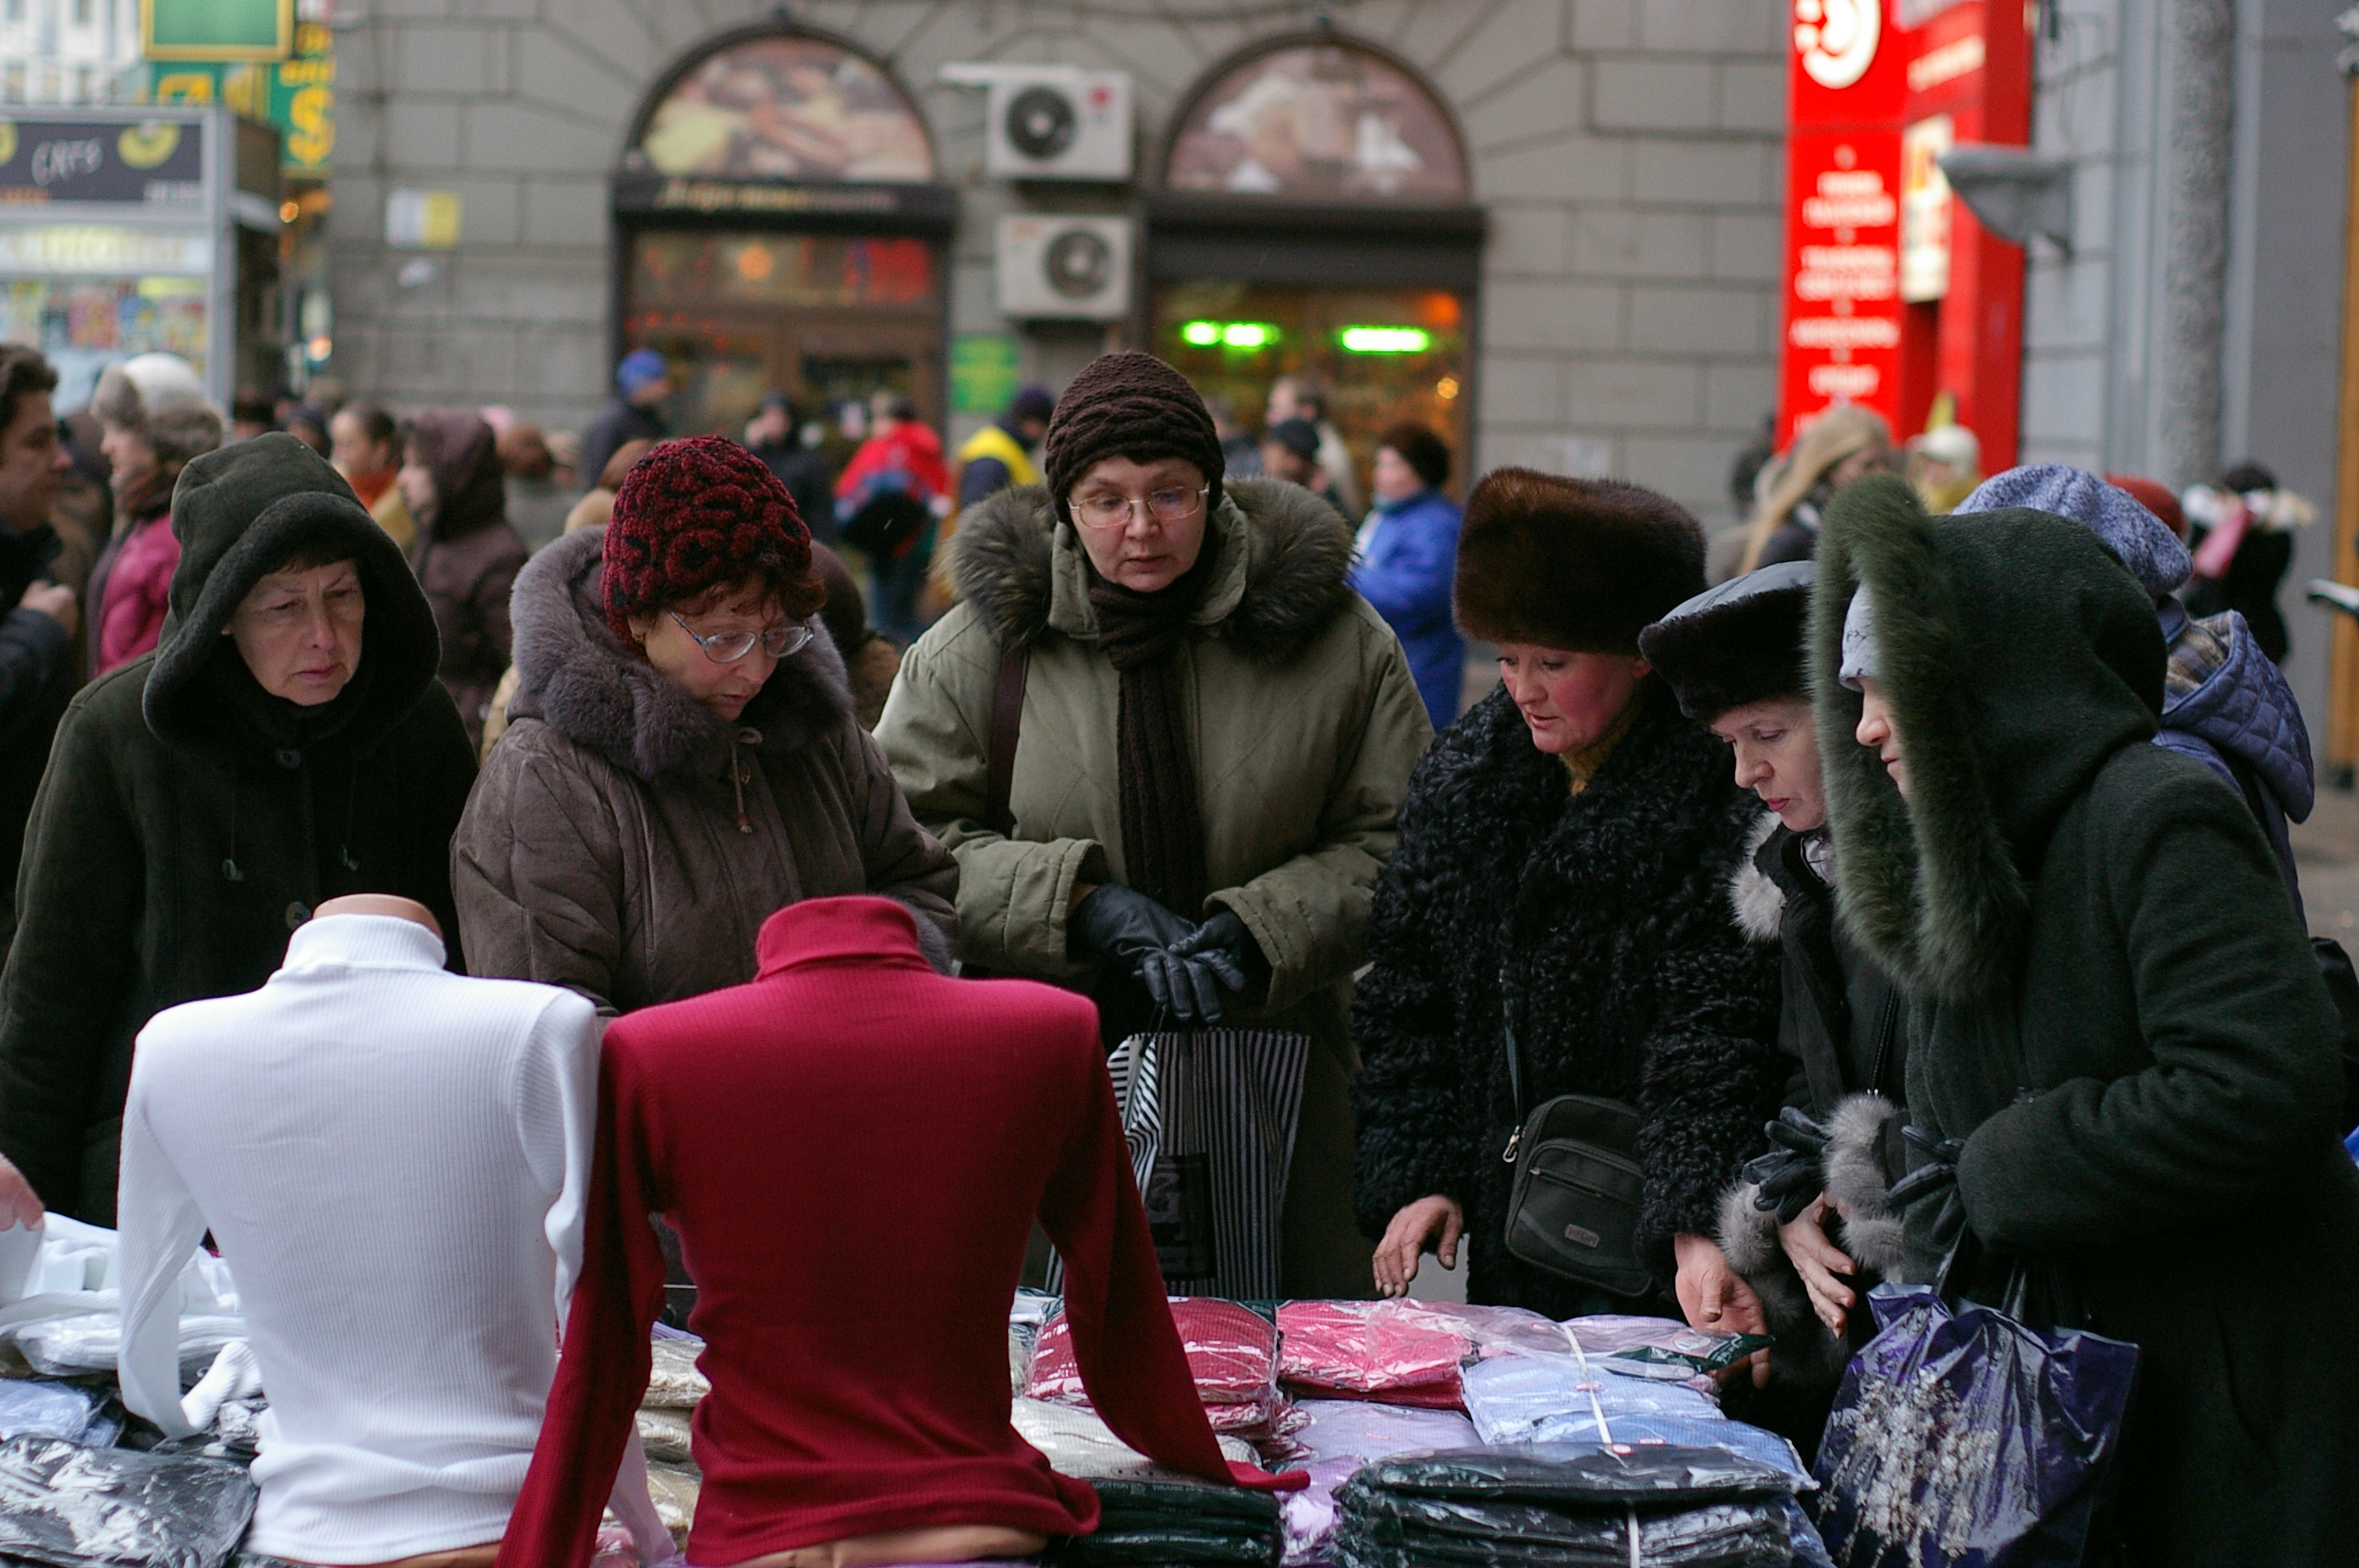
[1811,474,2359,1566]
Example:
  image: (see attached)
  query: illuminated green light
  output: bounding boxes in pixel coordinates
[1339,325,1431,354]
[1220,321,1277,349]
[1180,320,1222,347]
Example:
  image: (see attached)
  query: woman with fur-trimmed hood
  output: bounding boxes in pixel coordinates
[878,353,1433,1298]
[453,437,955,1015]
[1352,470,1784,1325]
[1817,474,2359,1564]
[1638,561,1911,1450]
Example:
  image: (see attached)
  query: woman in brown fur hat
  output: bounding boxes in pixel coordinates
[1354,468,1786,1345]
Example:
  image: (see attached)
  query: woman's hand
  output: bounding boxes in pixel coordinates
[1672,1232,1770,1387]
[0,1157,43,1233]
[1778,1195,1856,1336]
[1372,1195,1463,1298]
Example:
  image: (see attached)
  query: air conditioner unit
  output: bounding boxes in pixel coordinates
[997,215,1132,320]
[943,64,1133,182]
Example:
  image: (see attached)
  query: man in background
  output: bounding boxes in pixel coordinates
[746,391,836,545]
[579,349,671,490]
[954,383,1055,510]
[0,347,82,949]
[1267,376,1360,517]
[1261,416,1347,519]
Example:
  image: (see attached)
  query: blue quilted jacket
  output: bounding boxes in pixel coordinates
[2157,606,2314,899]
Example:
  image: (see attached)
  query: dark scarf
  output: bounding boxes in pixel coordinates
[1086,528,1219,916]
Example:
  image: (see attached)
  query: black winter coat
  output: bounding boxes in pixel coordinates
[1815,478,2359,1566]
[0,436,477,1224]
[0,523,76,941]
[1353,681,1784,1316]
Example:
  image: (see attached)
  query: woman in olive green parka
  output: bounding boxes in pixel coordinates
[1812,475,2359,1566]
[0,435,475,1225]
[878,365,1432,1298]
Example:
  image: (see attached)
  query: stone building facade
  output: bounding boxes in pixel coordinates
[326,0,1785,523]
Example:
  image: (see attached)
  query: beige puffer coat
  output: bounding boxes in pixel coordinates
[878,477,1434,1295]
[454,527,957,1014]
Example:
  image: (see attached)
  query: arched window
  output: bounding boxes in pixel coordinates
[1162,39,1466,204]
[631,31,934,184]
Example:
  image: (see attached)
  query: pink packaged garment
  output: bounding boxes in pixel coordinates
[1276,1299,1566,1410]
[1027,1297,1287,1437]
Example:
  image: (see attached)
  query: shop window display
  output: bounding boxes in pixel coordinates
[1157,282,1467,501]
[1166,42,1467,203]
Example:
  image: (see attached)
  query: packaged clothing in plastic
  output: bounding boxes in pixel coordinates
[645,1334,708,1409]
[1459,1352,1721,1446]
[0,1435,256,1568]
[15,1311,244,1381]
[1279,1400,1479,1467]
[1015,1396,1259,1482]
[1564,1315,1773,1385]
[1271,1401,1481,1566]
[1044,1472,1282,1566]
[0,1380,108,1446]
[1277,1301,1565,1410]
[637,1406,693,1465]
[1812,1284,2138,1568]
[643,1461,700,1546]
[1329,1445,1800,1568]
[1027,1298,1285,1437]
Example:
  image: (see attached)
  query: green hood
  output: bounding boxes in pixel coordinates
[1810,475,2164,1000]
[144,432,444,757]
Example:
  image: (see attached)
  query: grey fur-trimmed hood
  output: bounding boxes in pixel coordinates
[1727,810,1784,942]
[943,475,1356,662]
[506,525,853,781]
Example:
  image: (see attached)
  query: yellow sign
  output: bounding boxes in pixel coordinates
[148,20,333,176]
[385,189,462,249]
[116,121,180,169]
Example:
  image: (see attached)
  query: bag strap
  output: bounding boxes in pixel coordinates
[1500,963,1528,1162]
[984,642,1030,837]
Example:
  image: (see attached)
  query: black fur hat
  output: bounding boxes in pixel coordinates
[1638,560,1815,720]
[1453,468,1706,653]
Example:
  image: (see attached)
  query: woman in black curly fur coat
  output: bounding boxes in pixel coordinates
[1354,469,1786,1326]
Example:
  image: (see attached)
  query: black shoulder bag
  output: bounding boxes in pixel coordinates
[1499,1001,1656,1298]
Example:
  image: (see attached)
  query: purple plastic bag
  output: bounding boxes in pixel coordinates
[1812,1284,2137,1567]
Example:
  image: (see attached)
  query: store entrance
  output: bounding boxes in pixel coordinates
[1154,281,1468,504]
[621,228,945,439]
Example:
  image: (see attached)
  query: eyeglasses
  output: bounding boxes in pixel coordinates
[669,612,814,665]
[1070,486,1209,532]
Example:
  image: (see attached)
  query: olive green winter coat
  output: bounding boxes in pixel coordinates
[878,477,1434,1297]
[1812,476,2359,1566]
[0,435,476,1224]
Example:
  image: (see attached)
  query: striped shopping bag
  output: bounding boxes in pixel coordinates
[1051,1029,1310,1301]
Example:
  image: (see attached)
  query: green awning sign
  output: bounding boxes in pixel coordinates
[143,0,293,62]
[149,20,332,176]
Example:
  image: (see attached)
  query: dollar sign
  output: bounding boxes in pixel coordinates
[289,86,333,169]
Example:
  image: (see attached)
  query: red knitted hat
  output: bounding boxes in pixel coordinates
[602,436,817,641]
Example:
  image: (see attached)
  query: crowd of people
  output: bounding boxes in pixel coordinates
[0,331,2346,1566]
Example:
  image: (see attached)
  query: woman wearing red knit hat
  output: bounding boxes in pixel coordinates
[453,435,956,1012]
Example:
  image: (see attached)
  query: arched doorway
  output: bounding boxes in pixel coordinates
[1150,35,1484,503]
[611,27,954,444]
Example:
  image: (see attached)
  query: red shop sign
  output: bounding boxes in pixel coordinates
[1781,0,1909,446]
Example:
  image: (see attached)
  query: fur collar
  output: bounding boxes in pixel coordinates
[944,476,1354,661]
[1812,480,2027,1002]
[1727,811,1785,941]
[1812,478,2161,1002]
[506,527,853,781]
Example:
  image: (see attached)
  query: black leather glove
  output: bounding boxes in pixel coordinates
[1887,1124,1967,1210]
[1743,1106,1834,1225]
[1070,884,1209,1022]
[1166,909,1258,1022]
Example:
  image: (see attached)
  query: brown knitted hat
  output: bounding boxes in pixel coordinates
[1041,352,1225,525]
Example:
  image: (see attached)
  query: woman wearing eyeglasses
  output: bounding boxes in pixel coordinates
[878,353,1432,1296]
[453,437,957,1015]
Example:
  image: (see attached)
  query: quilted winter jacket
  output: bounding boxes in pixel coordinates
[2155,607,2312,899]
[878,477,1434,1297]
[454,528,957,1016]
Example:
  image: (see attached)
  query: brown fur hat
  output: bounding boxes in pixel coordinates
[1454,468,1707,653]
